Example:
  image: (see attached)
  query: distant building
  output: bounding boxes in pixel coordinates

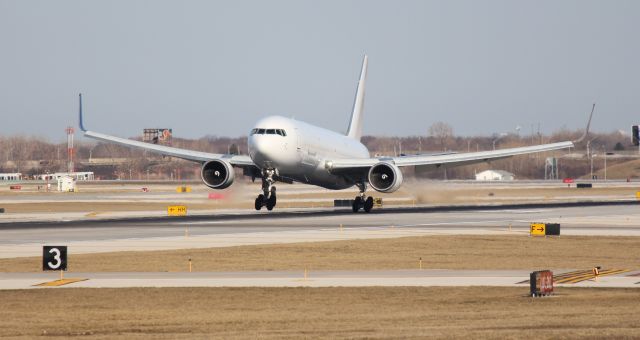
[475,170,515,181]
[37,172,94,181]
[0,173,22,181]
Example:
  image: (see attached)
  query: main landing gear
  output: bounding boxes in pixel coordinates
[352,182,374,213]
[255,169,277,211]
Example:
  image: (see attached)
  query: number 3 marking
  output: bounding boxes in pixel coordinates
[48,248,61,269]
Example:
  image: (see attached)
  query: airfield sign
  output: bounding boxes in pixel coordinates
[530,223,546,236]
[168,205,187,216]
[42,246,67,271]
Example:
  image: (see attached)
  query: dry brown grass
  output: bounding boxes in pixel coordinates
[0,287,638,339]
[1,235,638,273]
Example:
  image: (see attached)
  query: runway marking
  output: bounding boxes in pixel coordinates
[474,209,549,214]
[33,278,88,287]
[557,269,630,284]
[395,220,530,228]
[556,269,630,284]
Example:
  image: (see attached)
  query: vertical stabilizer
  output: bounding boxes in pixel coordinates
[347,55,368,140]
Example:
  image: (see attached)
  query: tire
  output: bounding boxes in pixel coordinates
[255,194,264,211]
[352,196,362,213]
[267,188,276,211]
[364,196,374,213]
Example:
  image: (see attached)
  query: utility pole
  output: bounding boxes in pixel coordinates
[66,127,75,173]
[603,146,607,181]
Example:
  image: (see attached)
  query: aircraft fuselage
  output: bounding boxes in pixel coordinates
[248,115,369,189]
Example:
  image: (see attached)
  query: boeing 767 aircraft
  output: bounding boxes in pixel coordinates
[79,56,592,213]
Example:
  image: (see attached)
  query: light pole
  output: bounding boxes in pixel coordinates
[587,138,597,180]
[603,146,607,181]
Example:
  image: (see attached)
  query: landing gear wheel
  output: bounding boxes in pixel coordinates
[255,194,264,211]
[266,193,276,211]
[363,196,374,213]
[352,196,362,213]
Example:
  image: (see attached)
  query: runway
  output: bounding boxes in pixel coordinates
[2,201,640,258]
[1,269,638,290]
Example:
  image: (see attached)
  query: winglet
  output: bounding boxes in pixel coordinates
[78,93,87,132]
[573,103,595,143]
[346,55,368,140]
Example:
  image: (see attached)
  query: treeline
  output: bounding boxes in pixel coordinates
[0,127,634,180]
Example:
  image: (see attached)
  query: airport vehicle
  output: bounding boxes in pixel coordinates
[79,56,592,213]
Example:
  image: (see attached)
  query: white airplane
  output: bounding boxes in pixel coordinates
[79,56,592,213]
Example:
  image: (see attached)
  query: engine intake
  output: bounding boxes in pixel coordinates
[201,160,235,189]
[368,162,403,193]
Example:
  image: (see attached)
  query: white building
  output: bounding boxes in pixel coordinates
[0,173,22,181]
[38,172,94,181]
[57,176,77,192]
[475,170,515,181]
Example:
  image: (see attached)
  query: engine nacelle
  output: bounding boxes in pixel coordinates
[201,160,235,189]
[368,162,403,193]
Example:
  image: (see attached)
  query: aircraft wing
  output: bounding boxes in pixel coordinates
[83,130,254,166]
[325,141,574,173]
[327,103,594,175]
[78,94,255,167]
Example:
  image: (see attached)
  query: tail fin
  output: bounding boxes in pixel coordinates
[346,55,368,140]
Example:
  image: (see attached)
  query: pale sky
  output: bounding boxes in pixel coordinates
[1,0,638,141]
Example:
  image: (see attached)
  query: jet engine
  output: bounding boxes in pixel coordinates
[368,162,403,193]
[201,160,235,189]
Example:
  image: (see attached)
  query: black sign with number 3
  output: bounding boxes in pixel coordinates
[43,246,67,271]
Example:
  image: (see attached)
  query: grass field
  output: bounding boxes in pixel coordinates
[1,287,638,338]
[1,235,638,272]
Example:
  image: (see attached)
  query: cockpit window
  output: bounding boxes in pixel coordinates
[251,128,286,136]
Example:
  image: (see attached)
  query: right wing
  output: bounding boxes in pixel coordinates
[326,140,574,174]
[327,103,594,176]
[78,94,255,167]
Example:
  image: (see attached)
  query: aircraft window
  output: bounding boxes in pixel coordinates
[281,129,287,136]
[250,128,258,135]
[276,129,283,136]
[266,129,276,134]
[257,128,266,134]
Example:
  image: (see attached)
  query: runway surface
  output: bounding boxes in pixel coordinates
[2,269,638,290]
[1,202,640,258]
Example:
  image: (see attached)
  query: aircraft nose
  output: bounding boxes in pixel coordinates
[250,136,279,164]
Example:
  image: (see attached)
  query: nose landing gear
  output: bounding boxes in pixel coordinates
[255,168,277,211]
[352,182,374,213]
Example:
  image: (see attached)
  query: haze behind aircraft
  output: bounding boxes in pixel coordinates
[79,56,593,213]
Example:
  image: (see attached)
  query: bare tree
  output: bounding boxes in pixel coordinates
[428,122,454,151]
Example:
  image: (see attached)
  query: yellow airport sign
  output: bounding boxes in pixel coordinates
[530,223,546,236]
[176,186,192,193]
[168,205,187,216]
[636,191,640,199]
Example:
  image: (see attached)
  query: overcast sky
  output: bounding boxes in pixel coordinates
[1,0,638,142]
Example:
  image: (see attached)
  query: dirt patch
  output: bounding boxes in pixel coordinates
[1,235,638,272]
[0,287,638,338]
